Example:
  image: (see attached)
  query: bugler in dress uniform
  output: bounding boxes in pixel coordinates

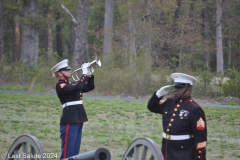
[51,59,95,159]
[147,73,207,160]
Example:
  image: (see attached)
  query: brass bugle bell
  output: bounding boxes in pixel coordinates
[71,57,101,81]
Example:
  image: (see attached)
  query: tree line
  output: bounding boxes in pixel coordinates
[0,0,239,75]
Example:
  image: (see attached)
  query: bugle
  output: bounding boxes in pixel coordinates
[71,57,101,81]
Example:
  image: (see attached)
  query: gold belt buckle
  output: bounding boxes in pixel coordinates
[166,134,171,140]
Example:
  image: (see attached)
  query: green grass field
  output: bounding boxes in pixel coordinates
[0,93,240,160]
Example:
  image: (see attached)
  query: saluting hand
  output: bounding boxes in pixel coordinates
[156,85,172,98]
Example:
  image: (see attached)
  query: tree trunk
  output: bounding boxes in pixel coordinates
[103,0,114,60]
[238,38,240,70]
[56,0,76,61]
[15,22,20,63]
[187,0,194,54]
[172,0,182,66]
[174,0,182,20]
[188,0,194,19]
[216,0,224,74]
[56,11,63,58]
[227,28,231,69]
[0,0,4,62]
[144,0,152,69]
[14,0,21,63]
[70,21,76,60]
[47,10,53,56]
[202,0,210,67]
[179,27,183,67]
[20,0,39,67]
[72,0,89,69]
[128,1,136,70]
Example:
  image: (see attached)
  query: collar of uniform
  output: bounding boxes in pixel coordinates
[59,80,69,83]
[175,96,192,103]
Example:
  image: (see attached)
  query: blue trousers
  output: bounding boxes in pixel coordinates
[60,123,83,159]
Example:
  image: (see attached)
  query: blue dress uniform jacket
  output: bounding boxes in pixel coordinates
[147,93,207,160]
[56,75,95,125]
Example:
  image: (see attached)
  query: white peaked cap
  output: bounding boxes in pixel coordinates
[171,73,197,86]
[51,59,71,73]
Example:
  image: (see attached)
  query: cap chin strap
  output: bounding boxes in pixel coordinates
[176,86,189,102]
[60,71,69,83]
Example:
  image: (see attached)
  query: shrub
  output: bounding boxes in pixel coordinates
[222,70,240,98]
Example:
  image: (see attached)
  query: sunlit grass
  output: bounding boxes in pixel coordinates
[0,93,239,160]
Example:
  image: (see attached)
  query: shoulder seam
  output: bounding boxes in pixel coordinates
[189,100,200,108]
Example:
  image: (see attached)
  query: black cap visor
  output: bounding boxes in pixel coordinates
[59,66,71,71]
[172,82,191,88]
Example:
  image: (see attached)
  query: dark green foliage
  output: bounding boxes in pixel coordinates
[201,66,212,87]
[222,70,240,98]
[1,0,240,101]
[193,67,214,98]
[88,0,105,45]
[19,14,45,29]
[0,59,56,92]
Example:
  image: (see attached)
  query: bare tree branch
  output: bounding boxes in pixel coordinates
[56,0,76,24]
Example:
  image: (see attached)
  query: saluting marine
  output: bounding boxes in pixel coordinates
[51,59,95,159]
[147,73,207,160]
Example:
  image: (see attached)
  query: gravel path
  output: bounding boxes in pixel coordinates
[1,90,240,108]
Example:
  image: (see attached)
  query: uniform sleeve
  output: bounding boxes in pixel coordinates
[56,75,89,95]
[191,106,207,160]
[147,92,164,113]
[82,75,95,93]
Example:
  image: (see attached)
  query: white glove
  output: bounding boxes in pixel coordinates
[81,63,90,75]
[87,66,94,76]
[156,85,172,98]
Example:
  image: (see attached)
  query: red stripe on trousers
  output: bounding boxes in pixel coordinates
[63,124,70,158]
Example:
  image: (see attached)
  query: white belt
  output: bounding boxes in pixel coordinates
[62,101,82,108]
[163,132,193,140]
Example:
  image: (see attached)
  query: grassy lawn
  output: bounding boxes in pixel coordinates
[0,93,240,160]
